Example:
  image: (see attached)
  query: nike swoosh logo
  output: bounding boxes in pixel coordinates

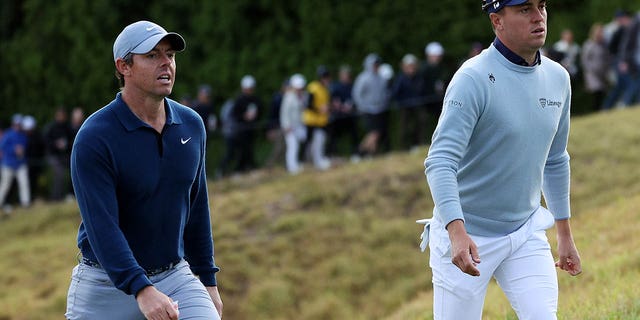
[180,137,192,144]
[146,26,155,31]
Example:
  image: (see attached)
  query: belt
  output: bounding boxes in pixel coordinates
[81,257,182,276]
[144,259,182,276]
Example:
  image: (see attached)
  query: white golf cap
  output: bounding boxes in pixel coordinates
[378,63,394,80]
[113,20,185,61]
[21,115,36,131]
[241,75,256,89]
[289,73,306,89]
[425,42,444,56]
[402,53,418,65]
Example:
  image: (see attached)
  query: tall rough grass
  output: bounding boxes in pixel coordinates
[0,107,639,319]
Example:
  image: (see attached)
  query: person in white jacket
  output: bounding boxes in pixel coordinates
[280,74,309,174]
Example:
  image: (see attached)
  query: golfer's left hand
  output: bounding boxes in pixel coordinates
[556,238,582,276]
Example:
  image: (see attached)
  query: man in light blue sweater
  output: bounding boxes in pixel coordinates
[421,0,581,319]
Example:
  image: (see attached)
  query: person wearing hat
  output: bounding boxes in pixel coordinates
[391,53,427,150]
[21,115,46,203]
[280,74,309,174]
[0,114,30,213]
[419,41,449,129]
[352,53,390,156]
[219,75,262,174]
[65,21,222,320]
[419,1,581,318]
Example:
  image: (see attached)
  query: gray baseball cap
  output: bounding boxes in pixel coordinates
[113,20,185,61]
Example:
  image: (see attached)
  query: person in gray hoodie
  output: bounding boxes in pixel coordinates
[352,53,390,156]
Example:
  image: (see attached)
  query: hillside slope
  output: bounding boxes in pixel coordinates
[0,107,639,319]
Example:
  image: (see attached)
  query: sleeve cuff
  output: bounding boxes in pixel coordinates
[130,274,153,297]
[547,201,570,220]
[436,204,465,228]
[198,271,218,287]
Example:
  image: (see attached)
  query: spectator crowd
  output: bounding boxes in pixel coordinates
[2,8,640,214]
[185,8,640,177]
[0,108,85,215]
[186,41,453,178]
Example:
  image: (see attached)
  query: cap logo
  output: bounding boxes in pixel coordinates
[145,26,155,31]
[493,1,500,9]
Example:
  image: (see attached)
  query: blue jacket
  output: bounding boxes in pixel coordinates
[72,93,219,295]
[0,128,28,169]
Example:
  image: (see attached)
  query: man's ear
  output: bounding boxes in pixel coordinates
[490,12,503,31]
[115,58,132,77]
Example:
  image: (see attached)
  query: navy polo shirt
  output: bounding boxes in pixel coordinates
[71,93,219,296]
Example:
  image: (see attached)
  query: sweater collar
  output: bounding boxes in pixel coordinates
[493,37,541,67]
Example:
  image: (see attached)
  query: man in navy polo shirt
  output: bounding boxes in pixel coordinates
[65,21,222,320]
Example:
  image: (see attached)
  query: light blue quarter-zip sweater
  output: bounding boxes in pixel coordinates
[425,43,571,237]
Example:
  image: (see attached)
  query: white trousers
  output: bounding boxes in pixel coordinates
[0,165,30,207]
[308,128,330,170]
[428,207,558,320]
[284,127,305,173]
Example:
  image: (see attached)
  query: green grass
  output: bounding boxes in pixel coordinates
[1,107,640,319]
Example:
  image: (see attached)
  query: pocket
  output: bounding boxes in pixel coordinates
[430,217,452,257]
[78,264,112,286]
[67,265,81,300]
[533,206,555,231]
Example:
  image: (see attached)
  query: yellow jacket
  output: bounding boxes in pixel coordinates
[303,80,329,127]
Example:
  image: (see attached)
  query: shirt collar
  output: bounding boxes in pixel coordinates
[493,37,541,66]
[113,92,183,132]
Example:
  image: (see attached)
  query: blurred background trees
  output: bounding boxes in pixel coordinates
[1,0,638,122]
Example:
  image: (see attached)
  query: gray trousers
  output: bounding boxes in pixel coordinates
[65,260,219,320]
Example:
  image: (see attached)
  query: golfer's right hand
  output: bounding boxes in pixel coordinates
[446,220,481,276]
[136,285,179,320]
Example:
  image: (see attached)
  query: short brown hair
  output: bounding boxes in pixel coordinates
[114,53,134,88]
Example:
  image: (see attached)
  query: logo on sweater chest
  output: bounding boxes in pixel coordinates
[538,98,562,109]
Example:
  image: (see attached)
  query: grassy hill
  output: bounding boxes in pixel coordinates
[1,107,640,320]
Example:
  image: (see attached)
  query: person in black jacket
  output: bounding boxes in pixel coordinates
[218,75,262,175]
[44,107,73,201]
